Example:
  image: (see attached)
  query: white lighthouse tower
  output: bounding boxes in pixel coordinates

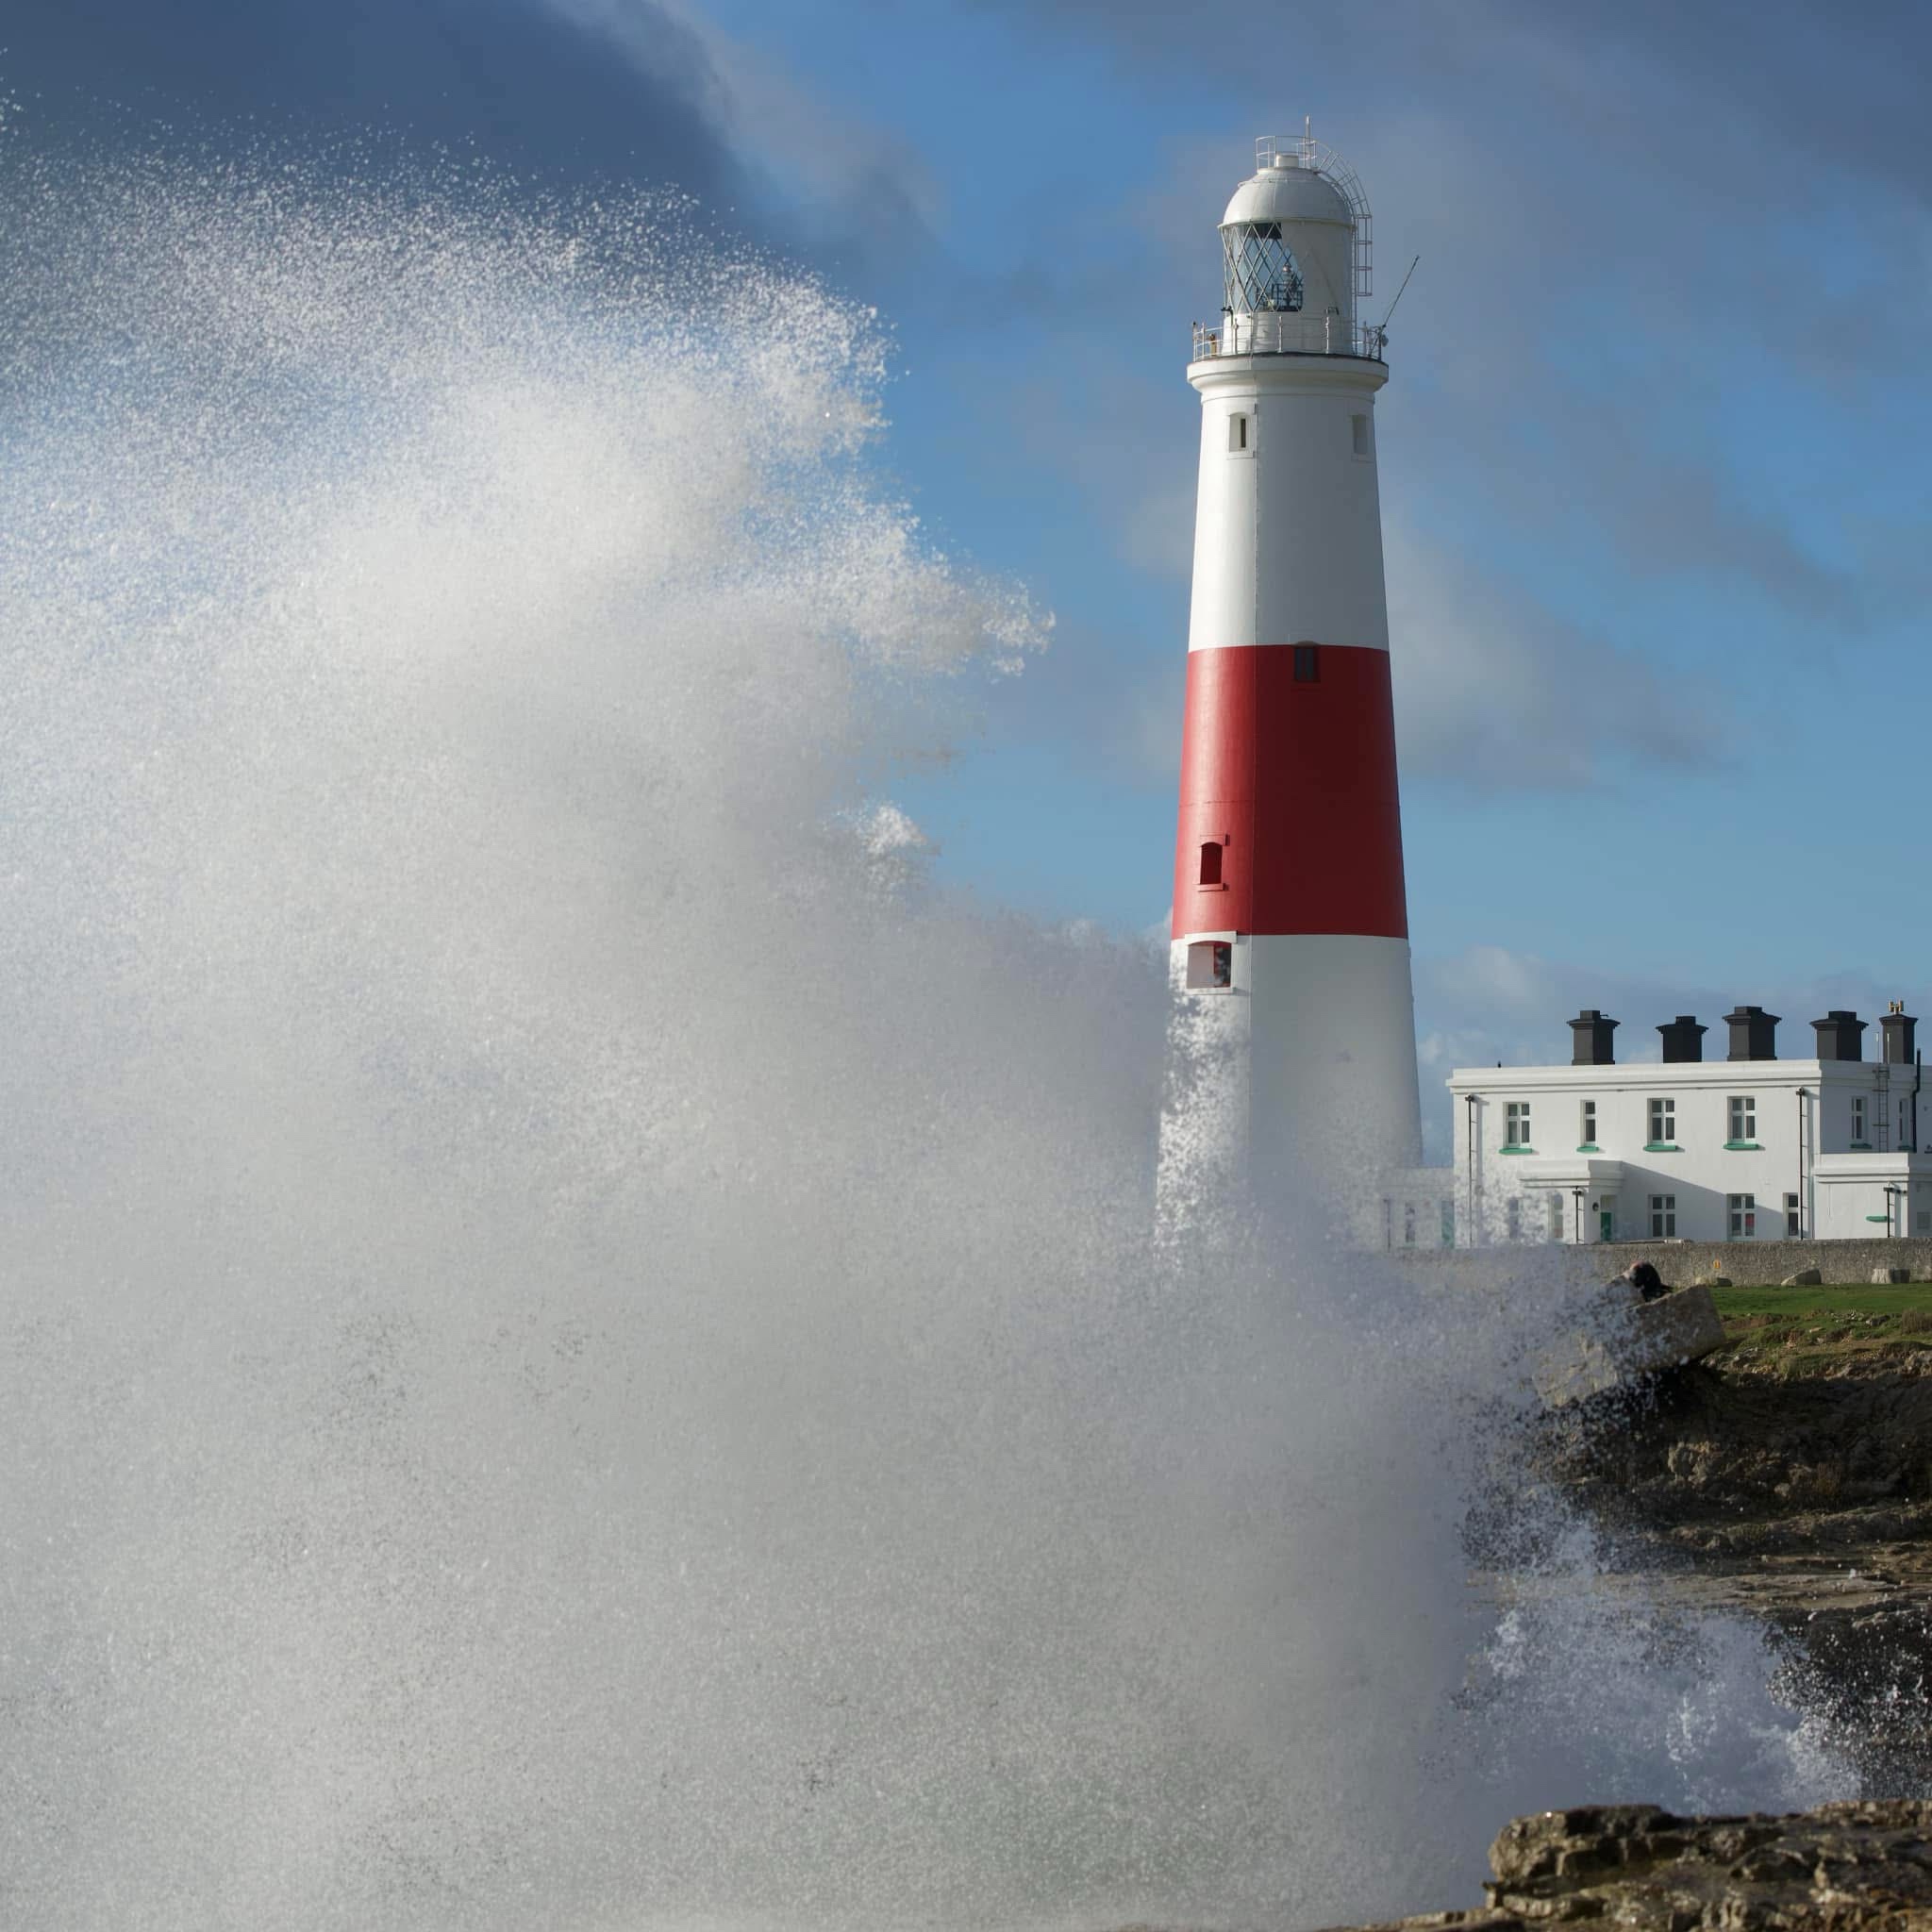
[1159,130,1423,1236]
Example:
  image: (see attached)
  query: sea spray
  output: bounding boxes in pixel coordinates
[0,132,1845,1930]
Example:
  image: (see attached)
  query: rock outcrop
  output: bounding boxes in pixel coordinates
[1535,1284,1726,1407]
[1536,1364,1932,1786]
[1547,1362,1932,1526]
[1327,1800,1932,1930]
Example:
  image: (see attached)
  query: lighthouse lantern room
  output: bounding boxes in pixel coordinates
[1160,128,1424,1234]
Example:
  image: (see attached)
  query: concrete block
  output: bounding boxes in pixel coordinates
[1535,1285,1726,1407]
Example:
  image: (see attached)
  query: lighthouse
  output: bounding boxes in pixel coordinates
[1159,131,1423,1236]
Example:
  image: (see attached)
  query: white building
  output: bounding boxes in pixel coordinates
[1446,1006,1929,1247]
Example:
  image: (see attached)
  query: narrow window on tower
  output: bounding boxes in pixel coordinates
[1197,840,1224,887]
[1351,413,1371,458]
[1292,643,1320,683]
[1228,413,1249,453]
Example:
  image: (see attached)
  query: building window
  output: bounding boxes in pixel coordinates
[1351,413,1371,458]
[1185,941,1232,990]
[1507,1197,1522,1241]
[1728,1192,1757,1239]
[1728,1095,1756,1142]
[1198,841,1224,887]
[1649,1193,1675,1238]
[1546,1194,1565,1242]
[1786,1192,1801,1238]
[1403,1202,1416,1247]
[1292,642,1320,683]
[1903,1099,1913,1150]
[1919,1209,1932,1236]
[1228,413,1249,453]
[1648,1097,1675,1146]
[1579,1099,1596,1146]
[1504,1101,1531,1149]
[1852,1096,1868,1145]
[1441,1198,1456,1247]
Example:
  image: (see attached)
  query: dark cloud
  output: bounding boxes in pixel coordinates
[975,0,1932,209]
[2,0,743,198]
[1482,0,1932,211]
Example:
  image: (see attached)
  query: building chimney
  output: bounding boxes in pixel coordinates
[1569,1008,1618,1066]
[1658,1015,1706,1063]
[1881,1005,1918,1065]
[1724,1006,1779,1061]
[1810,1010,1866,1061]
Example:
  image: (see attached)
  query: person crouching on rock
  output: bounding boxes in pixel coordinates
[1626,1260,1667,1302]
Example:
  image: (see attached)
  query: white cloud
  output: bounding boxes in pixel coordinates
[1383,519,1723,791]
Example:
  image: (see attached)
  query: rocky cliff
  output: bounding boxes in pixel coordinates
[1530,1357,1932,1789]
[1322,1801,1932,1931]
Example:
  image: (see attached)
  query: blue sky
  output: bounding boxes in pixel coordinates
[8,0,1932,1150]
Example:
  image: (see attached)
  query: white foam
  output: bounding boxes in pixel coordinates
[0,137,1847,1930]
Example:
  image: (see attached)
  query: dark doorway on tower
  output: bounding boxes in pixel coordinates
[1186,941,1233,990]
[1198,840,1224,887]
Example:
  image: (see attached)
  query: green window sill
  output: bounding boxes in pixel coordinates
[1851,1141,1874,1151]
[1499,1145,1535,1155]
[1643,1141,1682,1153]
[1724,1140,1763,1151]
[1575,1142,1600,1153]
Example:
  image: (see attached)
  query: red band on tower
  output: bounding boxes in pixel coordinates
[1172,642,1407,941]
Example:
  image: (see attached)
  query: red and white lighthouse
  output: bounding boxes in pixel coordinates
[1159,131,1422,1232]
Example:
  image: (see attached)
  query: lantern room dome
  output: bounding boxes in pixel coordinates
[1220,157,1354,232]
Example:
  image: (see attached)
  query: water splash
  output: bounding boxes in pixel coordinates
[0,132,1846,1930]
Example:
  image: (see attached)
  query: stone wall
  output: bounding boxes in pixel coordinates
[1594,1236,1932,1285]
[1390,1237,1932,1287]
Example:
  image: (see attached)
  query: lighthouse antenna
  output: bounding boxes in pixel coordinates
[1380,254,1421,331]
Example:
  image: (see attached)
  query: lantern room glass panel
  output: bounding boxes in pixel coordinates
[1223,223,1305,314]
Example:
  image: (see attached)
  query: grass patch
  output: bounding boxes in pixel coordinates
[1711,1283,1932,1321]
[1708,1282,1932,1375]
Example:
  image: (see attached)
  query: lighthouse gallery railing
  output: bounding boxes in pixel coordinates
[1191,316,1388,361]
